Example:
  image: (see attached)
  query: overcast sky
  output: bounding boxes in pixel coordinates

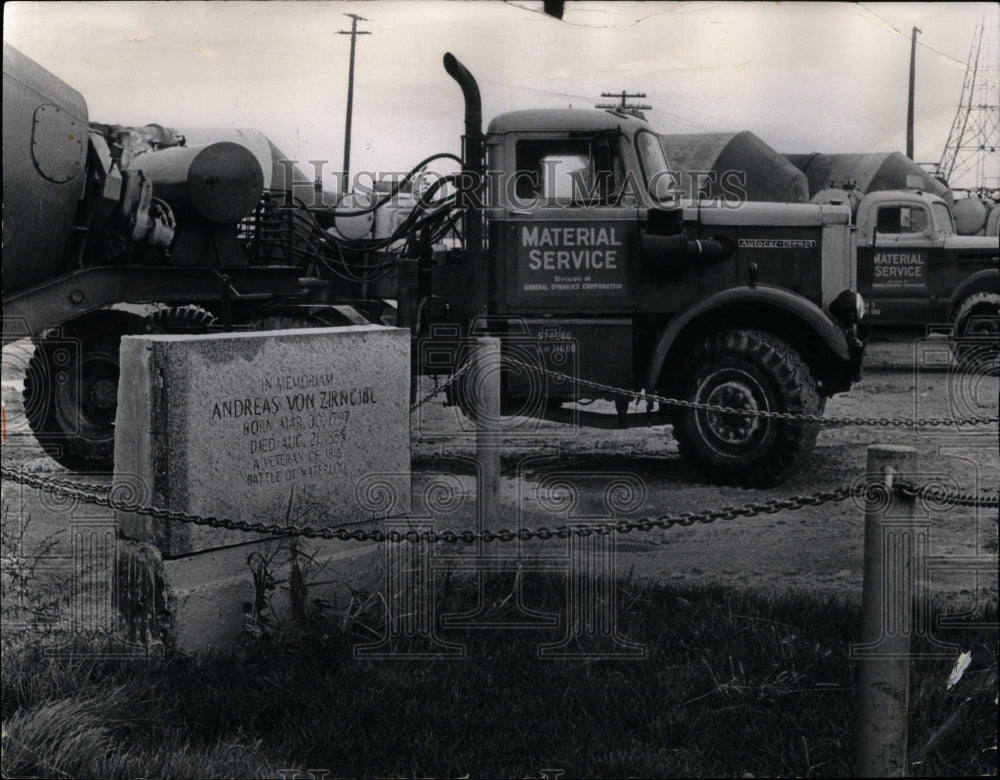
[5,1,998,190]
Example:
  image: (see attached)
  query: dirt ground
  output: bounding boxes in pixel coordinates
[2,338,998,606]
[409,340,999,604]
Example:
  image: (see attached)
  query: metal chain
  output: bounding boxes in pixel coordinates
[497,356,999,428]
[2,465,857,543]
[8,472,116,496]
[895,481,1000,510]
[3,466,995,545]
[409,359,477,412]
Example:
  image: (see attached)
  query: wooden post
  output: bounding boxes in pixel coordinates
[474,337,501,534]
[854,444,918,777]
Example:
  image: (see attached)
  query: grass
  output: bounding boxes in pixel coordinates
[2,571,997,779]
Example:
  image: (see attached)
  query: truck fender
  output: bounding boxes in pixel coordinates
[947,268,1000,320]
[644,285,851,390]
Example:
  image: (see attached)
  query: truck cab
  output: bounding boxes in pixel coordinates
[473,108,862,383]
[855,190,999,331]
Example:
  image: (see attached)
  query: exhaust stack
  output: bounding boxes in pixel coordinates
[443,52,486,315]
[443,52,483,177]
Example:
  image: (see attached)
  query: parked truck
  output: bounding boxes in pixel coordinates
[659,138,999,341]
[3,43,866,485]
[811,187,999,341]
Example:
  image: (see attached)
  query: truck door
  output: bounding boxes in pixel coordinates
[492,131,640,398]
[497,133,638,314]
[859,202,943,326]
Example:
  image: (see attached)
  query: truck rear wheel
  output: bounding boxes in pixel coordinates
[671,329,822,487]
[23,311,148,472]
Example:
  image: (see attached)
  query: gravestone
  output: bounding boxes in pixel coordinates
[112,325,411,651]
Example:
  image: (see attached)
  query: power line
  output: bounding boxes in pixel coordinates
[855,2,998,84]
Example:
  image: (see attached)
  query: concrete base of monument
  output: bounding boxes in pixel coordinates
[117,535,383,655]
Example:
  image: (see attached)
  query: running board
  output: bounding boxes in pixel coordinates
[535,404,673,430]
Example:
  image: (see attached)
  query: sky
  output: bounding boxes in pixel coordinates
[4,1,998,191]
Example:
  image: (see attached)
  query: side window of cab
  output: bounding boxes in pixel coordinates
[513,136,623,206]
[876,205,929,236]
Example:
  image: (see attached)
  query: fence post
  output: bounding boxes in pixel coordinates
[854,444,918,777]
[474,337,502,534]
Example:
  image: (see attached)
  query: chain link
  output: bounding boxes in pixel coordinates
[2,465,863,544]
[410,348,996,427]
[4,466,995,547]
[11,472,115,496]
[409,359,477,412]
[895,481,1000,509]
[5,348,996,545]
[497,356,999,428]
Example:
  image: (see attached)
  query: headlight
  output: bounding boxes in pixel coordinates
[830,290,865,325]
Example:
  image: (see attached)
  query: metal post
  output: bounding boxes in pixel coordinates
[474,337,501,534]
[854,444,918,777]
[445,339,559,630]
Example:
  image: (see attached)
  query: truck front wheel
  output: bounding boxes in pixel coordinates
[671,329,822,487]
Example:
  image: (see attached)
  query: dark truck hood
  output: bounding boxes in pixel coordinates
[942,235,1000,257]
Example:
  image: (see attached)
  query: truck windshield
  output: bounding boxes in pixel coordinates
[932,202,955,237]
[634,130,676,204]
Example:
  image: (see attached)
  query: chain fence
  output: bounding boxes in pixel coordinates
[410,359,476,412]
[480,356,1000,428]
[2,465,996,548]
[3,350,997,545]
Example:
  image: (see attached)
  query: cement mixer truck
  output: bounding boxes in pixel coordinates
[3,42,397,471]
[810,187,999,342]
[3,42,867,486]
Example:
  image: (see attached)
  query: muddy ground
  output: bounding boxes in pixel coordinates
[2,338,997,606]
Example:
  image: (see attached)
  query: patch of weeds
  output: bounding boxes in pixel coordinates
[241,533,387,659]
[908,607,999,777]
[1,499,69,643]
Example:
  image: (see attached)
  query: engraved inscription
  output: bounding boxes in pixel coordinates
[206,374,377,487]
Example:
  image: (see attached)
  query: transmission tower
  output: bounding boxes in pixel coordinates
[936,20,1000,195]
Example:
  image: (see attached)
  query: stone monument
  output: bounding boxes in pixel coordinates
[112,325,411,651]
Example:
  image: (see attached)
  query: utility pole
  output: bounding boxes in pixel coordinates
[596,91,652,119]
[338,13,371,195]
[906,26,921,160]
